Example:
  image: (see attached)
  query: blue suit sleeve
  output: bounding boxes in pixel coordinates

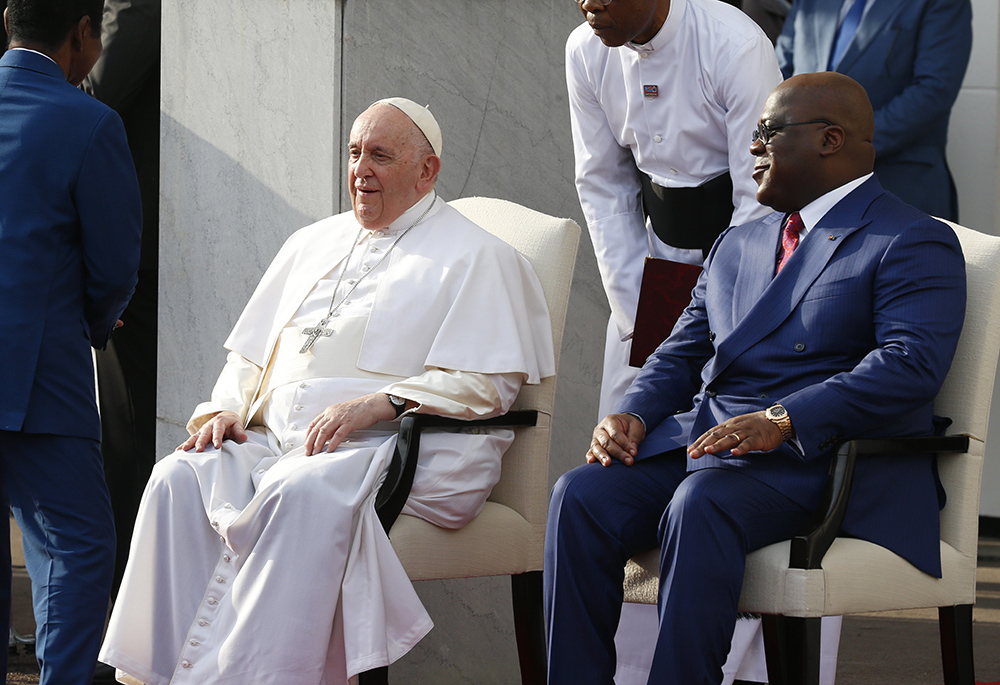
[74,109,143,349]
[781,220,966,458]
[870,0,972,158]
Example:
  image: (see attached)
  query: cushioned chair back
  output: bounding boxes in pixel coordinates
[933,222,1000,558]
[448,198,580,527]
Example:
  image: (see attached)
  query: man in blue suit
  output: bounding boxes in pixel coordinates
[544,72,966,684]
[0,1,142,682]
[775,0,972,222]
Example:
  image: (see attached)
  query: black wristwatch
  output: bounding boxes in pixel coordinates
[387,394,407,419]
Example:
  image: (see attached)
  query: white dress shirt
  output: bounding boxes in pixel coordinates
[566,0,782,340]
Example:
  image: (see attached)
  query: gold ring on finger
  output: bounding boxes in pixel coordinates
[730,432,740,442]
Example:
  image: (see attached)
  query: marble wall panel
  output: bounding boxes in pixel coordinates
[159,0,343,441]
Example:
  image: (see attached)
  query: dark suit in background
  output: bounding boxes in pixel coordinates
[0,48,142,682]
[81,0,161,600]
[776,0,973,221]
[721,0,791,43]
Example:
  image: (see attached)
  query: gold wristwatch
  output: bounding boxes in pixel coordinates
[765,404,794,441]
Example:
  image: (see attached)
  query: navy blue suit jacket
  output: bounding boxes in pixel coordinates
[618,176,966,576]
[775,0,972,221]
[0,49,142,441]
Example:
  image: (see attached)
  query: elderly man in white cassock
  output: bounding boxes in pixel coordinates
[98,98,555,685]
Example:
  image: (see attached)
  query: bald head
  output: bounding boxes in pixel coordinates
[775,73,874,148]
[751,73,876,213]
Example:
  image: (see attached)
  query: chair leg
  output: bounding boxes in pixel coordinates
[939,604,975,685]
[761,615,821,685]
[356,666,388,685]
[511,571,546,685]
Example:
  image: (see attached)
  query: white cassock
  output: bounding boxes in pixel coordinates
[99,193,555,685]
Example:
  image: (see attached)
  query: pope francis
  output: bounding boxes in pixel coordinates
[98,98,555,684]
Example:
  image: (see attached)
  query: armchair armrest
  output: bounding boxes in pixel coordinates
[374,410,539,533]
[789,435,970,570]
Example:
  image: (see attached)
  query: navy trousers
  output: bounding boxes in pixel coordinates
[0,431,115,685]
[544,449,811,685]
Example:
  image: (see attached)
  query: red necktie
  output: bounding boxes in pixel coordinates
[776,212,804,274]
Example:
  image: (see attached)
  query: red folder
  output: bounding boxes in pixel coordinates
[629,257,703,368]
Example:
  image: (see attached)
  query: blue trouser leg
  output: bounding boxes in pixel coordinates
[648,468,811,685]
[0,431,116,685]
[544,450,689,685]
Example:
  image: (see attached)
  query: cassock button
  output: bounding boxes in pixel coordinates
[223,554,231,563]
[190,640,201,647]
[182,660,193,668]
[794,342,806,352]
[653,135,663,143]
[207,597,218,605]
[294,404,304,411]
[257,469,266,474]
[198,619,210,626]
[224,503,234,510]
[289,424,298,431]
[216,576,226,583]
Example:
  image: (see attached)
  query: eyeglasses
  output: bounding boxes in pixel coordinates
[751,119,833,145]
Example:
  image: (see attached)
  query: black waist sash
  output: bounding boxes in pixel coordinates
[639,171,735,258]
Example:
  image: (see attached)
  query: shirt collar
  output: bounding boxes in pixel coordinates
[365,190,440,237]
[10,47,59,66]
[796,172,873,236]
[625,0,684,54]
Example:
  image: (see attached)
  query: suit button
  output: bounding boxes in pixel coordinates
[794,342,806,352]
[705,389,717,398]
[758,393,769,399]
[709,331,716,342]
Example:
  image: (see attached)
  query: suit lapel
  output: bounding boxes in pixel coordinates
[704,178,884,384]
[731,212,783,322]
[836,0,907,73]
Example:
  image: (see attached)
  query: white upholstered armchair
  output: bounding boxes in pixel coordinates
[622,221,1000,685]
[359,197,580,685]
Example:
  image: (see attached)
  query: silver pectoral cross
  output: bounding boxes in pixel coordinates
[299,325,334,353]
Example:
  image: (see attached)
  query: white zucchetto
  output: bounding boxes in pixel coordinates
[374,97,443,158]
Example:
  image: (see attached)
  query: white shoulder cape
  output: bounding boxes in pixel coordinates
[224,198,555,385]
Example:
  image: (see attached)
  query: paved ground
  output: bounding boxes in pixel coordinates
[6,522,1000,684]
